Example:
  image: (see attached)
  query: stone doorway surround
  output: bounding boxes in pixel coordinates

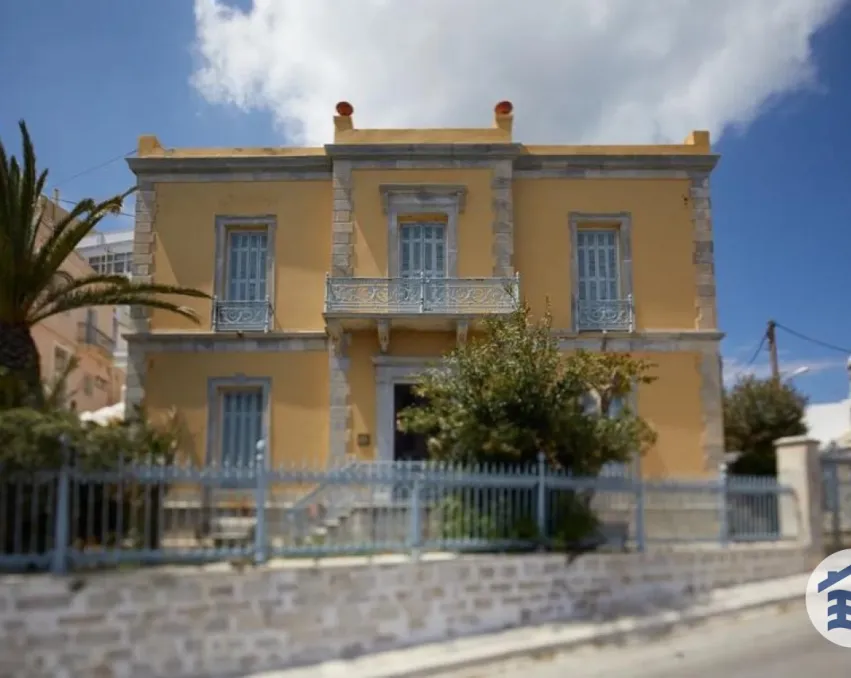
[374,356,445,463]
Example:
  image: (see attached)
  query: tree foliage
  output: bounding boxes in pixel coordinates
[723,375,808,476]
[0,121,209,408]
[397,303,657,474]
[0,405,183,472]
[0,406,184,558]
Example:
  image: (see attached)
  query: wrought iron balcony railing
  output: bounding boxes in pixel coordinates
[325,274,520,315]
[574,296,635,332]
[212,297,272,332]
[76,322,115,354]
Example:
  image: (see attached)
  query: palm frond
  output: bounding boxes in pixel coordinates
[29,284,209,325]
[31,188,134,292]
[19,122,48,261]
[30,273,135,316]
[0,122,51,320]
[1,120,210,359]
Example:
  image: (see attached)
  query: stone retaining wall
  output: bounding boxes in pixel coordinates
[0,546,809,678]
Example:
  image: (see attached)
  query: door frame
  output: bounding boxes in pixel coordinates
[374,356,444,463]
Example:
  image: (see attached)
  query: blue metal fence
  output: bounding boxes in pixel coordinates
[0,451,797,574]
[822,449,851,551]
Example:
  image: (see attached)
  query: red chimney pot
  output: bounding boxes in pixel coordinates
[495,101,514,115]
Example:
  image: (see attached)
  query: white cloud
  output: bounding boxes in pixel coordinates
[190,0,843,146]
[722,356,847,386]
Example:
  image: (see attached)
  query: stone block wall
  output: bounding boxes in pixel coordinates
[1,546,809,678]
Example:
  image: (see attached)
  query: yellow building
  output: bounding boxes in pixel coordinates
[125,101,723,479]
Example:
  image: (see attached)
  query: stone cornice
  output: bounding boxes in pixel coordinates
[126,155,331,179]
[552,329,724,342]
[514,153,720,175]
[126,148,720,181]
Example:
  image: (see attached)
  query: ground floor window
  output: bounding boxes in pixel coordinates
[217,387,264,467]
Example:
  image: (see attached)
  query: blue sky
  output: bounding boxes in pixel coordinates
[2,1,850,404]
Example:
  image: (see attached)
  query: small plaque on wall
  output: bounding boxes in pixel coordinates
[357,433,371,447]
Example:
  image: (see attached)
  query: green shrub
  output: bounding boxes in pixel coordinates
[0,406,183,559]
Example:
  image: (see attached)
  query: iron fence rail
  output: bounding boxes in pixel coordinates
[0,455,797,574]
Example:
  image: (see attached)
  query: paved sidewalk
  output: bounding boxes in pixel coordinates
[465,606,839,678]
[242,573,809,678]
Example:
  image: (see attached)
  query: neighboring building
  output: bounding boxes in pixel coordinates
[806,361,851,448]
[32,197,125,411]
[77,229,134,369]
[124,101,723,478]
[807,399,851,449]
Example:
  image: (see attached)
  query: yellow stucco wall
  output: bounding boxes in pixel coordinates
[345,330,707,477]
[632,351,706,478]
[350,169,494,277]
[148,174,699,334]
[514,178,698,330]
[348,331,457,460]
[144,351,329,467]
[150,181,331,333]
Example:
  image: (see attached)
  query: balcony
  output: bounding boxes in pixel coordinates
[324,275,520,350]
[77,323,115,355]
[211,297,272,333]
[325,275,519,315]
[574,296,635,332]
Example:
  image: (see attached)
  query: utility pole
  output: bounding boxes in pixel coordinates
[766,320,780,381]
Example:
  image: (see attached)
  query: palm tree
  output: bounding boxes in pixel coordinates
[0,121,208,409]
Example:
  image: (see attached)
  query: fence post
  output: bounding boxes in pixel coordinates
[254,439,268,565]
[408,476,422,559]
[718,462,729,546]
[775,436,823,565]
[634,474,646,552]
[51,436,72,575]
[536,453,547,545]
[829,461,841,552]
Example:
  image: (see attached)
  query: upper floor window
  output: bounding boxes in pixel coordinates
[226,230,268,303]
[400,221,446,279]
[88,251,132,275]
[396,219,449,310]
[577,230,619,305]
[381,184,466,280]
[212,217,277,332]
[570,213,634,333]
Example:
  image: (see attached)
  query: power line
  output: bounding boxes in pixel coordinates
[56,197,134,219]
[50,148,136,188]
[774,322,851,356]
[746,333,767,367]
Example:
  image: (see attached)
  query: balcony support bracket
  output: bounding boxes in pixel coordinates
[377,319,390,354]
